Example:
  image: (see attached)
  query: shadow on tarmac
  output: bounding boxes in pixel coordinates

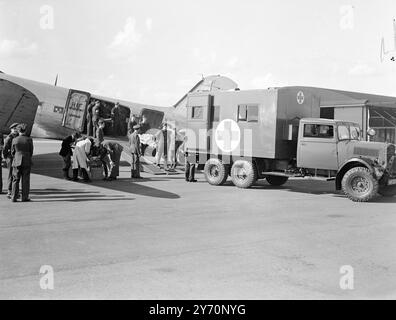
[27,188,135,202]
[220,178,396,203]
[31,153,180,200]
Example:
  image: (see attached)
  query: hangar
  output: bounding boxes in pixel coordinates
[262,86,396,145]
[312,87,396,144]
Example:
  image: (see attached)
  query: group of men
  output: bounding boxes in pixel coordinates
[86,100,127,138]
[0,115,196,203]
[0,123,34,202]
[59,132,126,182]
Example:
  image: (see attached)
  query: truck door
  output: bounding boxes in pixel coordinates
[185,93,212,153]
[297,122,338,170]
[62,89,90,132]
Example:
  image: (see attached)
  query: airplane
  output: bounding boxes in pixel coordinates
[0,70,238,170]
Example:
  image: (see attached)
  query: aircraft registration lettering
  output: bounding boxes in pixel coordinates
[53,106,64,114]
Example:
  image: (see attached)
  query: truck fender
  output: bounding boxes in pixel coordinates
[335,157,377,190]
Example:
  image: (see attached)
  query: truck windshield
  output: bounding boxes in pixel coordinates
[350,125,361,140]
[338,124,361,141]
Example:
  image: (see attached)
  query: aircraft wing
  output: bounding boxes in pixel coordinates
[0,78,39,135]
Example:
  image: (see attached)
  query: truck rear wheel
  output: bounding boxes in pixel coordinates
[266,175,289,186]
[230,160,257,189]
[378,185,396,197]
[341,167,378,202]
[204,158,228,186]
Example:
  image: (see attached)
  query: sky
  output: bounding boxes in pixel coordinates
[1,0,396,107]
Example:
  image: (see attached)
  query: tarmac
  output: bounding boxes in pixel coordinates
[0,139,396,299]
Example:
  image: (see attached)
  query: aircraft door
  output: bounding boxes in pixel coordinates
[62,89,90,132]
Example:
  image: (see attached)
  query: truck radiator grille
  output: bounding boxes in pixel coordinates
[353,147,379,157]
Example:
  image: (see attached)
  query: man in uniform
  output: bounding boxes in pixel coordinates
[91,101,102,138]
[3,123,19,198]
[111,102,125,136]
[129,124,142,178]
[101,140,124,181]
[86,101,95,136]
[128,114,139,135]
[59,131,81,180]
[11,124,34,202]
[0,133,4,193]
[96,119,105,144]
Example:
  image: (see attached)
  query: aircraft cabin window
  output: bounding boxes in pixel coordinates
[238,104,258,122]
[303,124,334,138]
[191,106,204,119]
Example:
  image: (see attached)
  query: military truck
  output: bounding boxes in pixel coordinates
[184,89,396,202]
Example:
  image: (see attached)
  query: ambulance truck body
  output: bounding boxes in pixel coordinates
[185,87,396,202]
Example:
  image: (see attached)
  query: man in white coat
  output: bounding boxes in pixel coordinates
[72,137,92,182]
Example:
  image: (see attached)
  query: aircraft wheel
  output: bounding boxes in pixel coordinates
[266,175,289,186]
[341,167,378,202]
[230,160,257,189]
[204,158,228,186]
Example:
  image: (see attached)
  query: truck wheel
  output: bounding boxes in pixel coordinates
[204,158,228,185]
[341,167,378,202]
[230,160,257,189]
[378,185,396,197]
[266,175,289,186]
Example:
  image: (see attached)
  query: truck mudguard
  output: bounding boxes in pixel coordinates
[335,157,378,190]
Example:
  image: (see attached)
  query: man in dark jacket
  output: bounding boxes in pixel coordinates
[0,134,4,194]
[129,125,142,178]
[91,101,102,138]
[101,140,124,180]
[86,101,95,136]
[111,102,125,136]
[59,131,81,180]
[3,123,19,198]
[11,124,33,202]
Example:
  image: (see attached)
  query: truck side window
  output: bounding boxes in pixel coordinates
[238,105,247,121]
[304,124,334,138]
[247,105,258,122]
[191,106,204,119]
[212,106,220,122]
[238,104,258,122]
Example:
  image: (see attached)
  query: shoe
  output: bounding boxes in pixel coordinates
[189,179,197,182]
[107,177,115,181]
[7,194,11,199]
[22,199,31,202]
[11,199,17,202]
[102,177,109,181]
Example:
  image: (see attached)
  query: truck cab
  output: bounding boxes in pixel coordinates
[296,118,396,201]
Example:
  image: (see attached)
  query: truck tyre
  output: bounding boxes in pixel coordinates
[266,175,289,186]
[341,167,378,202]
[204,158,228,186]
[230,160,257,189]
[378,185,396,197]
